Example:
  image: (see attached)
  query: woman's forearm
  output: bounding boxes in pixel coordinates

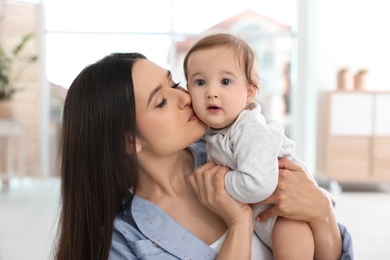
[310,193,342,260]
[217,220,253,260]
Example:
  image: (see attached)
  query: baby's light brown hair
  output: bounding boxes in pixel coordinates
[183,33,259,90]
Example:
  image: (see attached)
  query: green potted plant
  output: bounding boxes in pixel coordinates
[0,33,38,100]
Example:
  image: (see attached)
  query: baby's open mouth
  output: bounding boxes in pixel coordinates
[208,105,220,110]
[207,105,221,112]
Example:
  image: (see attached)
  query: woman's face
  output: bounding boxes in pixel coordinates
[132,59,207,156]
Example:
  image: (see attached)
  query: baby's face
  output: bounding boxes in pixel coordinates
[186,47,255,129]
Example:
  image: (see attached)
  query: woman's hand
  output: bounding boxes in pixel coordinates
[190,161,254,260]
[253,157,332,224]
[254,157,342,260]
[189,161,253,227]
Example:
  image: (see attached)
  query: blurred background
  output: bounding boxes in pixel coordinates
[0,0,389,259]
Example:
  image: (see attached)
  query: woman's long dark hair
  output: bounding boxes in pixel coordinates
[53,53,146,260]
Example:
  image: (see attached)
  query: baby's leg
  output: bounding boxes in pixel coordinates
[272,217,314,260]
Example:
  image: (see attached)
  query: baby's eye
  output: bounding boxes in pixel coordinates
[195,79,206,86]
[221,78,231,85]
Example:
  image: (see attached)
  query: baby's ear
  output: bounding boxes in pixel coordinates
[246,82,258,103]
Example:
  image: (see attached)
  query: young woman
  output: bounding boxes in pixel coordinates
[53,53,353,259]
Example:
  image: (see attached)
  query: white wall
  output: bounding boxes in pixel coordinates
[315,0,390,91]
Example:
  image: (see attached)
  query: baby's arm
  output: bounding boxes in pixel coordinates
[225,120,283,203]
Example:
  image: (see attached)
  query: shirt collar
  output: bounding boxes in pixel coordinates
[132,195,217,259]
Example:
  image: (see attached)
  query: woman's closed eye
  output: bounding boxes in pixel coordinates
[156,82,181,108]
[156,97,167,108]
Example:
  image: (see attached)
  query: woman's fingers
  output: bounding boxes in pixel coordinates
[279,157,317,182]
[202,170,214,203]
[190,161,218,204]
[278,157,300,170]
[255,206,278,222]
[277,157,288,169]
[260,168,330,223]
[191,162,254,228]
[189,173,199,194]
[253,158,325,222]
[214,166,227,190]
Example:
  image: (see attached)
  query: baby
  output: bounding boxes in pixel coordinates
[184,33,314,259]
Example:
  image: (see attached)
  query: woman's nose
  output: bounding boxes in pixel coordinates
[177,88,191,109]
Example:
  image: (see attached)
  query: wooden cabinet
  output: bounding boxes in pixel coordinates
[317,91,390,183]
[373,137,390,179]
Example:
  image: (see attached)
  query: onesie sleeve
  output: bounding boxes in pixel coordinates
[225,120,283,203]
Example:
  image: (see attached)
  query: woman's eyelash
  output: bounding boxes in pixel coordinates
[156,82,180,108]
[156,98,167,108]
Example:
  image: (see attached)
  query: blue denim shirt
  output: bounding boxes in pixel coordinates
[109,140,354,259]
